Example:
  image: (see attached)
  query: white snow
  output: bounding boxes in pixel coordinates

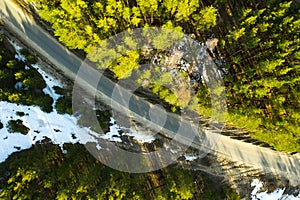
[124,127,156,143]
[100,118,156,143]
[14,82,23,89]
[99,118,122,142]
[184,155,198,161]
[251,179,300,200]
[31,64,62,102]
[0,101,98,162]
[9,39,26,62]
[163,143,181,154]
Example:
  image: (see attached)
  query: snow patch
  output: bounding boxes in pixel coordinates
[99,118,122,142]
[8,40,26,62]
[31,64,62,102]
[251,179,300,200]
[14,82,23,89]
[0,101,98,162]
[124,128,156,143]
[184,155,198,161]
[99,118,156,143]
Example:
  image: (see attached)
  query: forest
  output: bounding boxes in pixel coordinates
[0,0,299,198]
[26,0,300,152]
[0,29,239,199]
[0,141,239,199]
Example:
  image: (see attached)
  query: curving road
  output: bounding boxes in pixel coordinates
[0,0,299,185]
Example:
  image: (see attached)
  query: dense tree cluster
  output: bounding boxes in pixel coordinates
[0,142,238,199]
[0,34,54,112]
[31,0,217,51]
[218,0,300,152]
[30,0,218,86]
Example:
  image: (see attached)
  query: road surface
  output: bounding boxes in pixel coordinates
[0,0,299,185]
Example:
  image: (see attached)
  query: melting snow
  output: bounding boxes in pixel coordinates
[100,118,156,143]
[9,39,26,62]
[184,155,198,161]
[0,101,98,162]
[99,118,122,143]
[251,179,300,200]
[124,127,156,143]
[14,82,23,89]
[31,64,62,102]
